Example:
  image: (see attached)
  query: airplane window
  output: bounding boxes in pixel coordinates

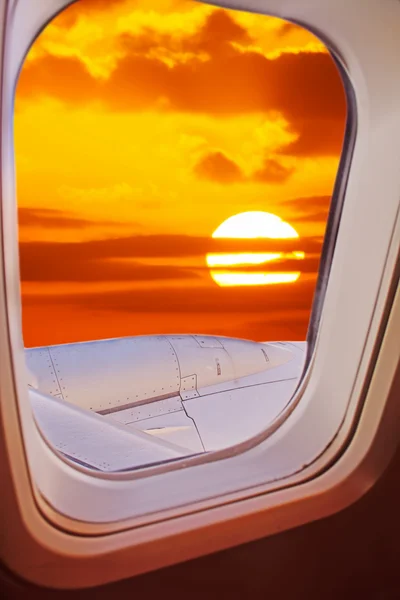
[15,0,346,472]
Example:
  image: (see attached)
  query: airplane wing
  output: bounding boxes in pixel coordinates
[26,335,306,469]
[30,388,194,472]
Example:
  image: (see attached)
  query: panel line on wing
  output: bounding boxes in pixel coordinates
[97,391,179,415]
[181,401,206,452]
[47,347,65,402]
[195,376,300,399]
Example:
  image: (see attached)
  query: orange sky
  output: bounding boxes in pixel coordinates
[15,0,346,347]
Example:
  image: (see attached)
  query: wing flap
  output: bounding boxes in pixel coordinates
[30,389,192,472]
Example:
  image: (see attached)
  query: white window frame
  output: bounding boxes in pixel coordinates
[0,0,399,589]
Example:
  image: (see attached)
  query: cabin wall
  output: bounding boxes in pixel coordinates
[1,371,400,599]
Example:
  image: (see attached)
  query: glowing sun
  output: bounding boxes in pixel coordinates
[206,211,305,287]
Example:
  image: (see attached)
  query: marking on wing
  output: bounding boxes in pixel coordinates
[180,374,200,400]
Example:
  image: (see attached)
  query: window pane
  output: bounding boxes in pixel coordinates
[15,0,346,471]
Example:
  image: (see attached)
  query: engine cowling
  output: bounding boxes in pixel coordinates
[25,334,294,413]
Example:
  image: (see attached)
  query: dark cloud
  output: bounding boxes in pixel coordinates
[282,195,331,222]
[21,252,318,282]
[253,158,295,183]
[118,9,251,58]
[19,207,94,229]
[19,234,321,283]
[19,234,322,264]
[20,257,198,282]
[17,54,98,104]
[18,207,136,230]
[189,9,252,54]
[22,277,317,313]
[193,153,293,185]
[20,255,318,282]
[194,152,245,183]
[279,117,345,157]
[100,38,346,122]
[19,11,346,157]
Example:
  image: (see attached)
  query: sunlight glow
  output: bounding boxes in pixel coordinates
[212,272,301,286]
[207,211,303,286]
[212,211,299,239]
[206,251,305,267]
[206,252,282,267]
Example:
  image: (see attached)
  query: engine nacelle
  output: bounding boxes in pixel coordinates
[25,334,294,413]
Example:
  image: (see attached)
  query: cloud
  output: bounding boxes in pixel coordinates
[18,11,346,159]
[102,36,346,122]
[19,234,322,264]
[193,153,293,185]
[282,195,331,222]
[20,256,198,283]
[279,117,345,157]
[119,9,251,57]
[19,234,322,283]
[17,53,99,104]
[19,207,95,229]
[189,9,252,54]
[22,278,317,313]
[20,252,319,282]
[194,152,245,183]
[253,158,295,183]
[18,207,137,231]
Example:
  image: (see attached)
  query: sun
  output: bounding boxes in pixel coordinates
[212,211,299,239]
[206,211,305,287]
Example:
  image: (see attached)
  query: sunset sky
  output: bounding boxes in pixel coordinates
[15,0,346,348]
